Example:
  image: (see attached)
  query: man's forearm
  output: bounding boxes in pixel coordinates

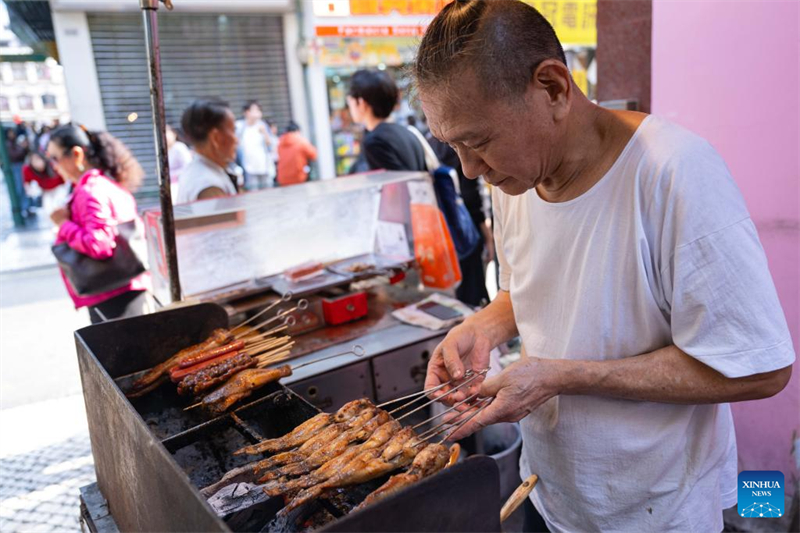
[465,290,519,348]
[559,344,791,404]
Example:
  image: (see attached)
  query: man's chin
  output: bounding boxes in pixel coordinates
[496,178,530,196]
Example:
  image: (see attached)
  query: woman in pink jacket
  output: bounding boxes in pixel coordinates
[46,124,151,323]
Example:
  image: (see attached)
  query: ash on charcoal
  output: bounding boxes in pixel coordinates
[208,482,270,515]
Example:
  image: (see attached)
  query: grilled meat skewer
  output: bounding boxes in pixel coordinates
[127,328,232,395]
[355,443,450,510]
[201,366,292,416]
[263,422,406,497]
[278,438,426,516]
[254,406,382,473]
[177,352,257,396]
[259,409,388,481]
[201,401,373,497]
[234,399,373,456]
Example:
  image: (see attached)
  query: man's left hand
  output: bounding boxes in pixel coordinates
[444,356,564,441]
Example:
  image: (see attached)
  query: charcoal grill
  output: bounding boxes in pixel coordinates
[75,303,504,532]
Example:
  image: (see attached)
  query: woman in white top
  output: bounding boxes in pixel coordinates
[176,98,239,204]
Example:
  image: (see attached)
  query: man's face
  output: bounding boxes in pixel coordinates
[210,111,238,164]
[421,70,564,196]
[245,104,263,122]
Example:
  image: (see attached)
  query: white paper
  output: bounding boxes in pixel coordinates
[376,221,410,258]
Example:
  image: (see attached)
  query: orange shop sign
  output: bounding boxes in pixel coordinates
[316,25,427,37]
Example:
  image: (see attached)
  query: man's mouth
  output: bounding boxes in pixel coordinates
[485,174,510,187]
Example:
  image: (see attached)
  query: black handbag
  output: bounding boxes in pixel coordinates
[52,219,147,297]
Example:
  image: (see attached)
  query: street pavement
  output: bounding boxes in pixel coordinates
[1,181,95,532]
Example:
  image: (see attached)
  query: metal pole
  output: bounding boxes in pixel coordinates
[140,0,181,303]
[0,122,25,228]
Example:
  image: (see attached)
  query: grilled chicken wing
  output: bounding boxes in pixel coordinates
[355,443,450,510]
[260,410,389,481]
[263,420,403,497]
[127,328,231,396]
[202,366,293,416]
[252,424,342,472]
[279,440,425,516]
[234,399,372,456]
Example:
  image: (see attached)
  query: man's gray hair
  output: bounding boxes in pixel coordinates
[414,0,567,99]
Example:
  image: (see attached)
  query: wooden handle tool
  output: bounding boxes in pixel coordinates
[500,474,539,523]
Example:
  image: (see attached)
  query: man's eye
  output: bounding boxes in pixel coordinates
[468,138,490,150]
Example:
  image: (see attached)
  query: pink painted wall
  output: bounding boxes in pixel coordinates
[652,0,799,491]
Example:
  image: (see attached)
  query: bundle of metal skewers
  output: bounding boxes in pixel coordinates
[203,369,493,517]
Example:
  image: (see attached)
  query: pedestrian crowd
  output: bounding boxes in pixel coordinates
[4,119,68,221]
[172,99,317,203]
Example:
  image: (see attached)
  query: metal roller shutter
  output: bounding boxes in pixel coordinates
[88,13,292,205]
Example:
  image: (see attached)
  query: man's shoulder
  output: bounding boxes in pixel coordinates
[634,116,720,173]
[632,117,750,245]
[632,116,740,206]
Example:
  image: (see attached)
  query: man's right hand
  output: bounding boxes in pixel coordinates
[425,320,495,405]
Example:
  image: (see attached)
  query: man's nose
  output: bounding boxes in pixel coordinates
[457,148,489,180]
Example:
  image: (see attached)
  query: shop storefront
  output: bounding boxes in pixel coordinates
[50,0,307,203]
[305,0,597,178]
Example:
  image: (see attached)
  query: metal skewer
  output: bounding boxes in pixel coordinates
[414,392,481,433]
[393,370,486,419]
[234,300,307,340]
[418,395,486,440]
[290,345,366,371]
[438,398,493,442]
[375,367,489,410]
[234,292,293,330]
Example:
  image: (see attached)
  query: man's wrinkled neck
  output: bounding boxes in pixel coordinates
[537,102,610,203]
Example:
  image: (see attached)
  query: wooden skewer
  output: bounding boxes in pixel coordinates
[245,336,291,355]
[236,316,296,342]
[242,324,289,346]
[256,349,294,368]
[253,341,294,361]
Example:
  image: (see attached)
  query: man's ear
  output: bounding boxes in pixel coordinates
[530,59,573,121]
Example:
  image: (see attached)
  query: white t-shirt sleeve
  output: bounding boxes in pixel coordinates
[656,139,795,378]
[664,218,794,378]
[491,188,512,292]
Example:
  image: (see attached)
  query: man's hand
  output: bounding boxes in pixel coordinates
[444,356,564,441]
[425,291,518,404]
[50,207,70,226]
[425,321,494,404]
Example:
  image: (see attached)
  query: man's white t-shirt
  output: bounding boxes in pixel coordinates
[493,115,794,533]
[175,154,237,204]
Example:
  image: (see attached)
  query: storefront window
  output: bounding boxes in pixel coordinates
[11,63,27,81]
[0,96,9,112]
[17,95,34,111]
[41,94,57,109]
[36,64,51,81]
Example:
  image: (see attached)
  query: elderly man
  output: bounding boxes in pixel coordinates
[417,1,794,531]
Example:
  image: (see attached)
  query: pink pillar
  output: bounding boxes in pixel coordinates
[652,0,799,491]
